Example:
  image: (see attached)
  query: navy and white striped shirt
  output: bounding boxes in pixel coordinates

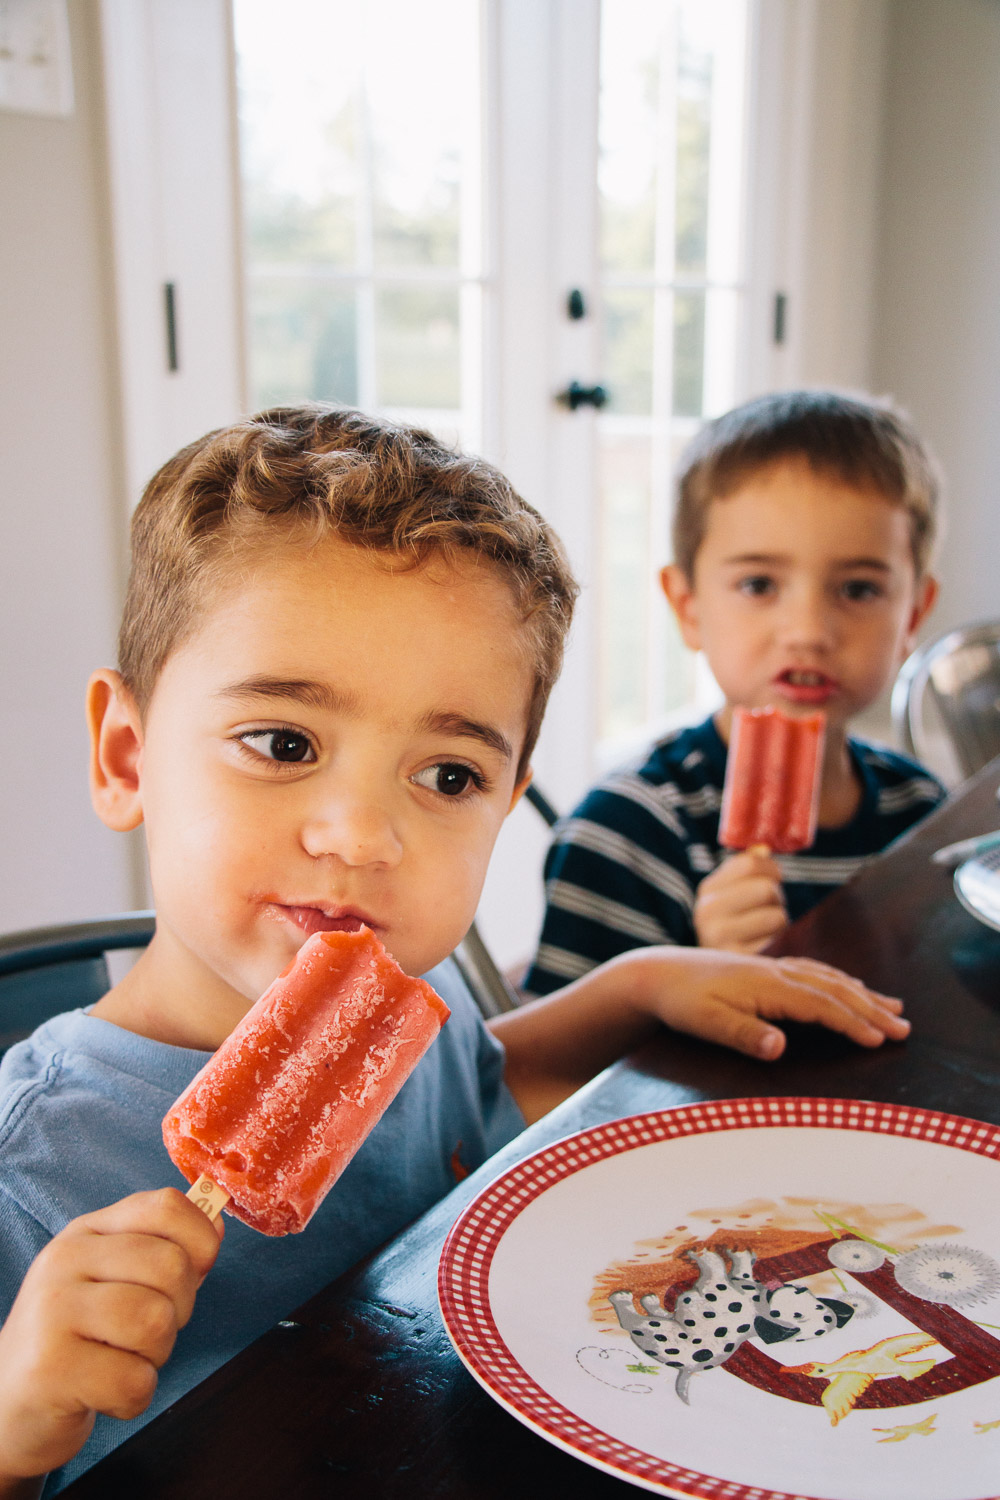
[523,715,944,996]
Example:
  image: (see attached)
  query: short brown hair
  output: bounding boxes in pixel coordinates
[119,405,578,775]
[672,389,942,579]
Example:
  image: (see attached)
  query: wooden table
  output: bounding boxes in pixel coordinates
[65,759,1000,1497]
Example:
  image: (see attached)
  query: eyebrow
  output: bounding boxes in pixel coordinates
[418,712,514,764]
[216,677,514,763]
[217,676,357,713]
[722,552,894,572]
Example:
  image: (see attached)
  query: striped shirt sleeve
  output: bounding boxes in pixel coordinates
[522,777,702,995]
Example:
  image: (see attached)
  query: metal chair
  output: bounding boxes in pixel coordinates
[891,620,1000,780]
[0,911,526,1059]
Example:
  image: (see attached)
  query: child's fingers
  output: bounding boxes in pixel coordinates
[0,1188,223,1479]
[45,1224,202,1326]
[694,885,788,951]
[700,850,783,891]
[773,959,909,1029]
[700,876,786,918]
[722,906,789,947]
[764,963,911,1046]
[70,1344,160,1424]
[39,1198,221,1339]
[693,985,887,1060]
[687,999,788,1061]
[779,958,904,1013]
[61,1279,184,1369]
[41,1332,161,1425]
[0,1298,161,1480]
[77,1187,224,1277]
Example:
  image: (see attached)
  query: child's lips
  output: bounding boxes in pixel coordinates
[271,904,375,937]
[773,669,839,705]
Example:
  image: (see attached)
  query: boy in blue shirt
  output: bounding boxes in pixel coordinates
[525,390,943,996]
[0,405,908,1495]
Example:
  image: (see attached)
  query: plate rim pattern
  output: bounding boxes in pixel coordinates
[438,1096,1000,1500]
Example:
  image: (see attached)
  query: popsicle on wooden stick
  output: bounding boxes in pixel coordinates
[718,705,825,855]
[162,927,450,1236]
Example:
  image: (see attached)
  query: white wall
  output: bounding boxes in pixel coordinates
[0,0,140,931]
[744,0,890,398]
[871,0,1000,638]
[0,0,244,937]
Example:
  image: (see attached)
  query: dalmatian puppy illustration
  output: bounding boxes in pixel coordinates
[609,1248,854,1403]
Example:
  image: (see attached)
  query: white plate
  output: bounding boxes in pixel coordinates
[438,1098,1000,1500]
[955,845,1000,933]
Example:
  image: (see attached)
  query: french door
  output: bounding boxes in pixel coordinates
[230,0,755,961]
[100,0,799,953]
[234,0,751,763]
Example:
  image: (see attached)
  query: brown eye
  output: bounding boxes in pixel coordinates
[412,762,483,797]
[241,729,316,763]
[435,764,474,796]
[268,731,312,762]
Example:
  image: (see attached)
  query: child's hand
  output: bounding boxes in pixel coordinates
[693,850,788,952]
[626,946,910,1061]
[0,1188,223,1490]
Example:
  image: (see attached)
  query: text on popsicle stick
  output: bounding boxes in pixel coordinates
[185,1175,230,1222]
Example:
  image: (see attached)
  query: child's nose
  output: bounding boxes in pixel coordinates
[778,586,835,649]
[300,786,403,867]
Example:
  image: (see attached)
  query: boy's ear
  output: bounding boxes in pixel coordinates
[660,564,702,651]
[87,669,145,832]
[904,574,939,655]
[507,768,534,815]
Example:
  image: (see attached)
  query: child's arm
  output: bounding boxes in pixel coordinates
[693,850,788,952]
[0,1189,223,1495]
[491,946,908,1123]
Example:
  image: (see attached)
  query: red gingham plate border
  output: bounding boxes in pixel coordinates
[438,1097,1000,1500]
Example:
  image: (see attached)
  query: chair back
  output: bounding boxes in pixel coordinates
[891,621,1000,780]
[0,913,156,1058]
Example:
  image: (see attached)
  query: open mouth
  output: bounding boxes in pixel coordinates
[275,905,372,937]
[774,669,838,703]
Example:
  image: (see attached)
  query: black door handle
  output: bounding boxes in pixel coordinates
[556,381,609,410]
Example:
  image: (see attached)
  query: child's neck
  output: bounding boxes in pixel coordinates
[90,933,253,1051]
[816,727,862,829]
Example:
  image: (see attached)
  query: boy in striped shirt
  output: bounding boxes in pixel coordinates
[526,390,943,995]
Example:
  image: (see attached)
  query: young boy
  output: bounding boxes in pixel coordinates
[524,389,943,996]
[0,405,908,1496]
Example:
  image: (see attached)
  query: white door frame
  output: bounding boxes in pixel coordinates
[99,0,246,512]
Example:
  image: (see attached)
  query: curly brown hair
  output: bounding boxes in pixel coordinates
[119,405,578,776]
[673,389,943,580]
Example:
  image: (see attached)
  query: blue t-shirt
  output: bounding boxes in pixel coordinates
[0,959,524,1493]
[525,715,945,994]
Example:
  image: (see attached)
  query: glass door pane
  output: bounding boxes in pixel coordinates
[233,0,483,447]
[596,0,749,744]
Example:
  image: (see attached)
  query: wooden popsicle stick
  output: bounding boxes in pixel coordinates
[185,1175,230,1222]
[747,842,772,857]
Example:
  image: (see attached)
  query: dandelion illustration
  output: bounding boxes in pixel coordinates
[828,1239,885,1273]
[894,1244,1000,1307]
[839,1291,880,1320]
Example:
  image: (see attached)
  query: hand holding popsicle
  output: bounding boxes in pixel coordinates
[0,1189,222,1492]
[693,848,788,953]
[697,706,826,953]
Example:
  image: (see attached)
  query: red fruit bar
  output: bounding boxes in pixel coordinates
[718,706,825,854]
[162,928,450,1235]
